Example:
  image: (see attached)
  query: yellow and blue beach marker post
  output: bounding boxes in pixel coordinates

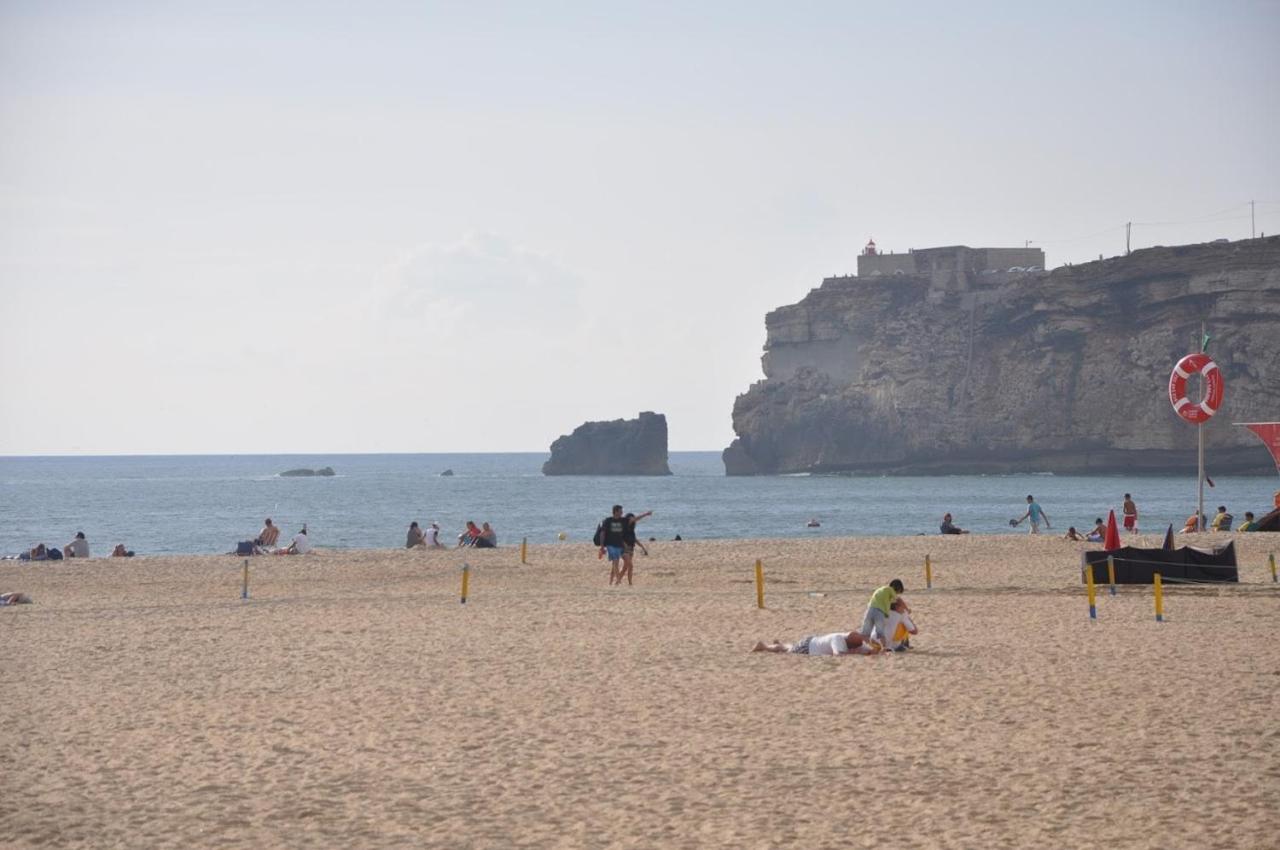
[754,559,765,609]
[1085,561,1097,621]
[241,558,249,601]
[1153,573,1164,622]
[1270,552,1276,583]
[521,537,528,565]
[460,563,470,605]
[1107,555,1117,596]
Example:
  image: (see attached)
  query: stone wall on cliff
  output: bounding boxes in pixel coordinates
[543,412,673,476]
[724,237,1280,475]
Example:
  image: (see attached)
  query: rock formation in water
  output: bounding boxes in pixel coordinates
[543,412,673,475]
[724,237,1280,475]
[280,466,335,477]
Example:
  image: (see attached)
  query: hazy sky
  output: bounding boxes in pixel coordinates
[3,1,1278,454]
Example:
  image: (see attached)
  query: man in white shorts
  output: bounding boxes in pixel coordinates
[752,630,881,656]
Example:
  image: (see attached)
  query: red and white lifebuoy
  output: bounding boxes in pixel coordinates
[1168,353,1224,424]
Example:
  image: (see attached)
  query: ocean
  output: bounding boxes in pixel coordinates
[2,452,1276,556]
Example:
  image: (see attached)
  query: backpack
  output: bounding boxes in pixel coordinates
[592,523,604,546]
[235,541,256,556]
[47,547,63,560]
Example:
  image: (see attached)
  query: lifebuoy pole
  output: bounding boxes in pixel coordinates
[1197,422,1205,531]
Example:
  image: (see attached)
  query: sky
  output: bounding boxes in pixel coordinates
[2,1,1278,455]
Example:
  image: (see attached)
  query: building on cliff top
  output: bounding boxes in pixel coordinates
[856,240,1045,283]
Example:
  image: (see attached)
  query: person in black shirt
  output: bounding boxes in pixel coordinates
[599,504,629,585]
[618,510,653,586]
[939,513,969,535]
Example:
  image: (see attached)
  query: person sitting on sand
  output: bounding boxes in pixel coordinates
[1086,518,1106,542]
[276,526,311,555]
[425,522,444,548]
[24,543,49,562]
[406,521,426,549]
[940,513,969,534]
[457,521,481,548]
[1238,512,1258,532]
[256,519,280,548]
[473,522,498,549]
[752,630,881,656]
[111,544,135,557]
[1181,512,1207,533]
[1210,506,1233,531]
[881,598,918,651]
[64,531,90,559]
[1063,526,1086,541]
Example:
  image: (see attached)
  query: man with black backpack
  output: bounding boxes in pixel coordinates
[596,504,628,585]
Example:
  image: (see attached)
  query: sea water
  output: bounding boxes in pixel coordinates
[1,452,1276,556]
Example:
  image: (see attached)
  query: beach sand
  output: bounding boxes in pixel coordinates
[3,533,1278,849]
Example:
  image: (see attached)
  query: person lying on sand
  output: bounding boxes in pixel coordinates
[1063,526,1086,541]
[1,592,33,605]
[752,630,881,656]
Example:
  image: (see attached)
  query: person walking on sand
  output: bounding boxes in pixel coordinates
[1122,494,1139,534]
[752,630,881,656]
[598,504,629,585]
[618,510,653,586]
[859,579,904,648]
[1014,495,1050,534]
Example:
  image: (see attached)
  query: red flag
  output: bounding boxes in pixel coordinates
[1103,509,1122,551]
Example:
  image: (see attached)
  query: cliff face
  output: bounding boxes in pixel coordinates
[724,238,1280,475]
[543,412,673,476]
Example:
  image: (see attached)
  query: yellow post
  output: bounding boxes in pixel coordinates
[1107,555,1116,596]
[241,558,249,601]
[460,563,470,605]
[520,537,528,565]
[925,554,933,590]
[1085,562,1097,620]
[1154,572,1164,622]
[754,559,765,609]
[1270,552,1277,584]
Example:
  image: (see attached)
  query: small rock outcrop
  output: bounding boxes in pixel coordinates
[724,237,1280,475]
[280,466,335,477]
[543,412,673,476]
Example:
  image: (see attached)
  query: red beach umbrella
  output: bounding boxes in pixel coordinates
[1103,509,1122,551]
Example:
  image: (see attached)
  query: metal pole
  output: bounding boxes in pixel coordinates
[1252,200,1256,238]
[1197,423,1205,532]
[1126,222,1131,255]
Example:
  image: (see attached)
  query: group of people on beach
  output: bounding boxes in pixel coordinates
[14,533,135,561]
[246,518,311,555]
[405,520,498,549]
[753,579,917,657]
[595,504,652,586]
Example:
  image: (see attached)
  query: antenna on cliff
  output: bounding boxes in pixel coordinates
[1125,222,1131,255]
[1252,200,1256,238]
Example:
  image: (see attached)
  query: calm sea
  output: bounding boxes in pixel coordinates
[1,452,1276,556]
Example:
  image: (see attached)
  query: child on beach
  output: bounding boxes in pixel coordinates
[859,579,904,646]
[1063,527,1085,541]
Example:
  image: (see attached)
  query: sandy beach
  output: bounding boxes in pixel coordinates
[3,533,1278,849]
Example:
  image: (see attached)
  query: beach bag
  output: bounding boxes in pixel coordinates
[47,547,63,560]
[592,523,604,546]
[235,541,256,556]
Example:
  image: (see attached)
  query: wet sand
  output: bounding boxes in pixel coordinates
[3,533,1279,849]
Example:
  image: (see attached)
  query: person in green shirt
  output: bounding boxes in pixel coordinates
[860,579,904,647]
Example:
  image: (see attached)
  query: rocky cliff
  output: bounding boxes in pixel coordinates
[724,237,1280,475]
[544,412,673,475]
